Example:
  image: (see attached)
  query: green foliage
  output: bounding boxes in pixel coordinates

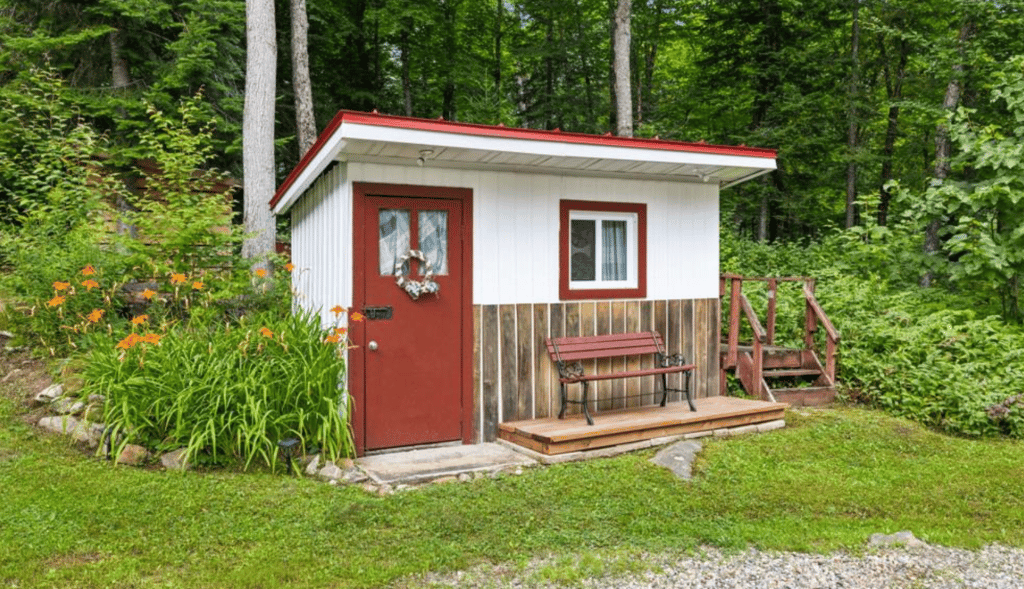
[84,307,353,469]
[726,232,1024,438]
[899,57,1024,322]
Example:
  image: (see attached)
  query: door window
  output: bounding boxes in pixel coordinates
[378,209,410,276]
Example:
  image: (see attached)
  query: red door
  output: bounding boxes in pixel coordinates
[353,184,472,452]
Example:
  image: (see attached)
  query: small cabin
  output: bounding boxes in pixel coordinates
[272,111,777,455]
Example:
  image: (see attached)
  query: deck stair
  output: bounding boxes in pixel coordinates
[720,275,841,407]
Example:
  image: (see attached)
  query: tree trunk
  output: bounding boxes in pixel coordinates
[110,24,137,239]
[291,0,316,157]
[494,0,502,95]
[242,0,277,269]
[613,0,632,137]
[877,34,908,227]
[400,27,412,116]
[844,0,860,229]
[922,21,973,287]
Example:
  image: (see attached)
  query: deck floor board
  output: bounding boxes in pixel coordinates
[498,396,787,454]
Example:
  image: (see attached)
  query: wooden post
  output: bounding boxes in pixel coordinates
[728,277,741,368]
[804,279,817,350]
[826,336,837,384]
[766,277,777,346]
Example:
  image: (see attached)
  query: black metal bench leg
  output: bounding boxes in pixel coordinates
[582,382,594,426]
[558,383,567,419]
[660,374,669,407]
[685,371,696,412]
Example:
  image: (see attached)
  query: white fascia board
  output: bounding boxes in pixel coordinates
[272,137,348,215]
[341,122,777,174]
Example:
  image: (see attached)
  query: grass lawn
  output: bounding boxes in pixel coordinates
[3,356,1023,588]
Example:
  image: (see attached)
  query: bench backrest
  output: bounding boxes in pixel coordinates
[546,331,666,362]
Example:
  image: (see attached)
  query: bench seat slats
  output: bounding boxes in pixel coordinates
[545,330,697,425]
[558,364,696,383]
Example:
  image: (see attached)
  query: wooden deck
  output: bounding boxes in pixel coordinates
[498,396,788,455]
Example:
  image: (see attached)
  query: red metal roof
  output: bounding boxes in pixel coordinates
[271,110,778,209]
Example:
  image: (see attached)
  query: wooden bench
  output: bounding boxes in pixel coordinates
[545,331,696,425]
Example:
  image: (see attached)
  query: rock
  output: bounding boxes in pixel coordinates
[116,444,150,466]
[457,473,472,482]
[868,530,927,549]
[361,483,378,494]
[318,462,344,482]
[87,394,105,404]
[37,416,101,448]
[304,454,321,476]
[33,384,63,406]
[651,440,703,480]
[376,484,394,496]
[50,397,85,415]
[160,447,191,471]
[341,467,368,484]
[339,458,355,469]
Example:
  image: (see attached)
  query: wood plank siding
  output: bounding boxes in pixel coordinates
[472,298,720,442]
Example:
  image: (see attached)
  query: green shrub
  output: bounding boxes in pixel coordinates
[725,232,1024,438]
[84,307,354,469]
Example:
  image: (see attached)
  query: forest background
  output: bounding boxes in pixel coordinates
[3,0,1024,442]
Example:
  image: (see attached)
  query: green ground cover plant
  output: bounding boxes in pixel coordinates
[1,381,1022,589]
[723,233,1024,438]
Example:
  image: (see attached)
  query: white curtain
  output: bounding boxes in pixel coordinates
[378,209,410,275]
[418,210,448,275]
[602,220,627,281]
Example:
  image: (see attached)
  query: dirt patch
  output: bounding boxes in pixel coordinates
[0,350,53,421]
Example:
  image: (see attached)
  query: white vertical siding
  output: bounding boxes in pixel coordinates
[322,162,721,305]
[290,163,351,326]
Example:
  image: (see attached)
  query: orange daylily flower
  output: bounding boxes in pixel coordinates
[192,281,204,291]
[333,327,348,336]
[330,305,345,315]
[254,268,268,278]
[140,333,162,345]
[116,333,140,350]
[81,279,99,291]
[284,263,295,272]
[259,327,273,338]
[46,295,65,307]
[170,273,187,285]
[350,312,365,322]
[53,281,70,291]
[81,265,96,276]
[131,315,149,325]
[86,309,105,323]
[142,288,157,300]
[324,334,341,344]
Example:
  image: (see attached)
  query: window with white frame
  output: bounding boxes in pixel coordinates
[559,200,646,300]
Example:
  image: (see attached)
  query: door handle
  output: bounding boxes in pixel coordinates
[368,340,379,351]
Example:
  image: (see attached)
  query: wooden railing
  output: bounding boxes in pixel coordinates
[720,274,841,398]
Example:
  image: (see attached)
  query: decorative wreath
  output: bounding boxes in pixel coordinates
[394,249,440,300]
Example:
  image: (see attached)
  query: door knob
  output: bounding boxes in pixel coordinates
[368,340,379,351]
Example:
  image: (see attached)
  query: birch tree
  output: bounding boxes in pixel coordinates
[291,0,317,157]
[242,0,276,267]
[613,0,632,137]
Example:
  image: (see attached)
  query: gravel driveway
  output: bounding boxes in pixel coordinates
[419,544,1024,588]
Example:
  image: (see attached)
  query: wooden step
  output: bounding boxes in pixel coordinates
[763,368,822,378]
[770,386,836,407]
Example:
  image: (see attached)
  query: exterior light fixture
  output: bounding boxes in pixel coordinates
[278,437,300,474]
[417,149,434,166]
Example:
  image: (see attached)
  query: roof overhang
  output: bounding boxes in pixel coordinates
[272,111,777,215]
